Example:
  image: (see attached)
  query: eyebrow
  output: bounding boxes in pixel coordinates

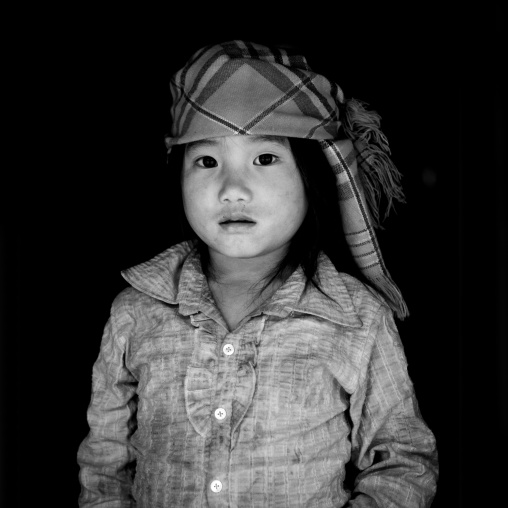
[185,135,288,153]
[244,135,288,147]
[185,138,220,152]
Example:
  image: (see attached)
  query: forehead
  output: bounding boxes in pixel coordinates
[185,135,289,152]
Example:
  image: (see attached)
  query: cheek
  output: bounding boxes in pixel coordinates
[182,174,203,207]
[278,178,308,221]
[181,179,218,237]
[181,179,203,225]
[181,183,193,218]
[288,195,308,231]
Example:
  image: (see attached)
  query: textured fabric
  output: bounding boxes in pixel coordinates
[163,40,408,319]
[77,241,437,507]
[319,138,408,319]
[165,41,342,144]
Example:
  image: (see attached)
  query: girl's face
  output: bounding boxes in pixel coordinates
[182,135,308,263]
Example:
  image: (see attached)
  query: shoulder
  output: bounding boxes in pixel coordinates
[342,273,399,343]
[330,274,407,387]
[337,272,390,320]
[323,269,402,363]
[337,273,405,364]
[315,254,392,328]
[111,286,152,313]
[120,240,198,305]
[108,285,179,333]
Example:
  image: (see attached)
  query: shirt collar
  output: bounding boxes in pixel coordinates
[267,253,363,328]
[121,241,362,329]
[121,241,197,307]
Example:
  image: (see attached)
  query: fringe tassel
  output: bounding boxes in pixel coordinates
[372,274,410,320]
[342,98,405,228]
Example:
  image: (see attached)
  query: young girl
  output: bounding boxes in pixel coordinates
[77,40,438,507]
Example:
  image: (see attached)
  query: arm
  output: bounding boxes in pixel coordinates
[77,300,138,508]
[347,305,438,507]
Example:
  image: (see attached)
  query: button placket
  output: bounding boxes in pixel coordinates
[207,326,259,504]
[206,334,234,504]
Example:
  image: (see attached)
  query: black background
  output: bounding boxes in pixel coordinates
[1,5,506,507]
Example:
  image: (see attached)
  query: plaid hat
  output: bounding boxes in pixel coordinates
[165,40,408,319]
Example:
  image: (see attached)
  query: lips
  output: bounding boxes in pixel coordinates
[220,219,255,224]
[219,213,256,225]
[218,212,257,232]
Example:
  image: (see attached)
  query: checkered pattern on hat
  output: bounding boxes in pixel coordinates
[165,40,408,319]
[166,40,343,145]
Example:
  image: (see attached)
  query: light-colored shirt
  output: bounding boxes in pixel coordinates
[77,241,438,507]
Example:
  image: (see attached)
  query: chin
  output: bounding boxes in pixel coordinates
[209,240,268,260]
[217,246,264,259]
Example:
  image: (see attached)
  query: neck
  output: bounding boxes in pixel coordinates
[206,246,288,289]
[205,246,289,330]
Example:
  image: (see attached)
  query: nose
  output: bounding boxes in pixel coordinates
[218,163,252,204]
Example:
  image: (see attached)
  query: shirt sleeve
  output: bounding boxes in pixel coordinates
[347,304,438,508]
[77,300,138,508]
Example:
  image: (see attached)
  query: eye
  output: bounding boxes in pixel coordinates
[196,156,218,168]
[254,153,279,166]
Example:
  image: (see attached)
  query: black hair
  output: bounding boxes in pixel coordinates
[288,138,371,282]
[167,137,374,298]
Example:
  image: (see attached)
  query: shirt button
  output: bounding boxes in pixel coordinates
[223,344,235,356]
[210,479,223,493]
[214,408,227,420]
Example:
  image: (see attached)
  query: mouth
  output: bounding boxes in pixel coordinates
[219,214,256,226]
[219,219,256,225]
[219,215,257,231]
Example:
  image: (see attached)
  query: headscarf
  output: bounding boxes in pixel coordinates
[165,40,409,319]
